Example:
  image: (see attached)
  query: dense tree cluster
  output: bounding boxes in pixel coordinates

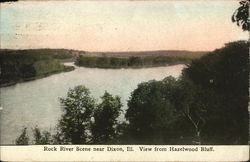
[16,41,249,145]
[75,55,195,69]
[181,41,249,144]
[91,92,122,144]
[0,49,74,87]
[126,40,249,144]
[124,77,194,144]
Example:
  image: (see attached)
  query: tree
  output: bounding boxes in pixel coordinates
[16,128,29,145]
[19,64,36,79]
[128,57,143,66]
[172,76,216,144]
[33,127,52,144]
[125,77,192,144]
[96,56,109,67]
[91,92,122,144]
[182,41,249,144]
[15,86,124,145]
[57,85,95,144]
[232,0,249,31]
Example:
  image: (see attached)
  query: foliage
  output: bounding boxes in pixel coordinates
[57,85,96,144]
[125,77,193,144]
[232,0,249,31]
[91,92,122,144]
[0,49,74,87]
[172,77,218,144]
[16,86,123,145]
[124,41,249,145]
[15,128,29,145]
[33,127,52,145]
[182,40,249,144]
[75,55,196,68]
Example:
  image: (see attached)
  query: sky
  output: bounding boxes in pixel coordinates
[0,0,248,52]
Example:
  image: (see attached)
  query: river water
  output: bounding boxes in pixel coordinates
[0,64,185,144]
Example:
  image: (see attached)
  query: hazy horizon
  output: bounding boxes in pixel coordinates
[0,0,248,52]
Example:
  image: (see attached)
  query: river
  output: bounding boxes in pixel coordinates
[0,63,185,144]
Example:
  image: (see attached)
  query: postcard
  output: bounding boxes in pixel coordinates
[0,0,249,161]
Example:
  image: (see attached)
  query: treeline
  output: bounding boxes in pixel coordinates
[16,41,249,145]
[0,49,75,60]
[0,50,75,87]
[75,55,196,68]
